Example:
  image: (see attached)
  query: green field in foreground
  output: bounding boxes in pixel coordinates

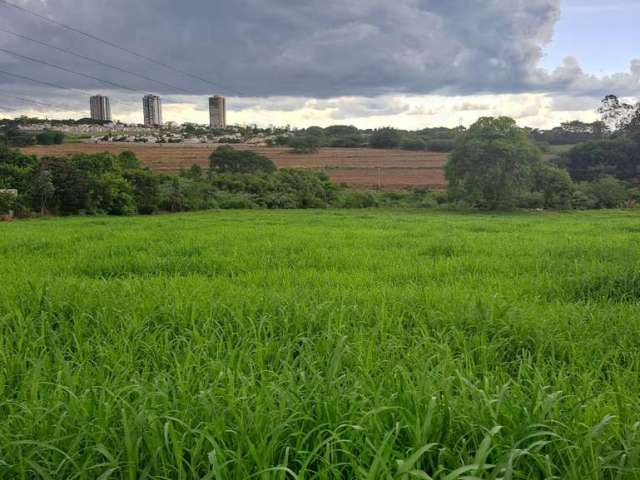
[1,210,640,479]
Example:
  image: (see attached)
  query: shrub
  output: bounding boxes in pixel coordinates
[214,191,258,209]
[0,191,16,214]
[337,191,379,208]
[35,131,64,145]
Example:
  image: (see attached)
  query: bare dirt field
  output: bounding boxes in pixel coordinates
[22,143,448,189]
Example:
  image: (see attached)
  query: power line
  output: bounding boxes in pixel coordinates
[0,46,139,92]
[0,91,59,108]
[0,69,141,110]
[0,0,243,96]
[0,27,197,95]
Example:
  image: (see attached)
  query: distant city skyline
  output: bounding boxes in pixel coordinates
[0,0,638,129]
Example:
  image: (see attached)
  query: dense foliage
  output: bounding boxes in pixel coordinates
[446,117,543,209]
[563,138,640,182]
[0,145,348,216]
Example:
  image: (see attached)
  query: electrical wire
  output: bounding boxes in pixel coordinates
[0,0,242,96]
[0,27,197,95]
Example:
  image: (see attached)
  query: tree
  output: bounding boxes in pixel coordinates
[32,169,55,214]
[445,117,542,209]
[325,125,358,136]
[598,95,639,134]
[369,128,402,149]
[40,156,90,214]
[209,146,276,175]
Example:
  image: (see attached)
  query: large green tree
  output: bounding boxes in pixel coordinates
[445,117,542,209]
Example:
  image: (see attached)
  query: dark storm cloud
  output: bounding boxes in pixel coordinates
[0,0,637,106]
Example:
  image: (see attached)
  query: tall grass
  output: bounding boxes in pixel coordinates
[1,209,639,479]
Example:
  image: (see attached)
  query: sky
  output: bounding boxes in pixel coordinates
[0,0,638,129]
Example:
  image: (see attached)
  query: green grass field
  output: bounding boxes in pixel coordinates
[1,209,640,479]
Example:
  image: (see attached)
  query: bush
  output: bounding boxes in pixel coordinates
[35,131,64,145]
[400,136,427,151]
[531,163,574,209]
[0,191,16,214]
[336,191,379,208]
[8,133,36,147]
[369,128,402,149]
[209,146,276,174]
[574,176,629,209]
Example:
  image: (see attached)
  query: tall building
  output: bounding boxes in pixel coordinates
[209,96,226,129]
[90,95,111,122]
[143,94,163,126]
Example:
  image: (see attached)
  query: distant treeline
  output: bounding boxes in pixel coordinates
[1,122,65,147]
[268,125,463,152]
[269,121,611,154]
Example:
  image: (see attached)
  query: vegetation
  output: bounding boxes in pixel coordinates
[209,145,277,174]
[267,125,460,152]
[0,145,345,215]
[0,120,65,147]
[1,209,640,478]
[369,127,403,149]
[445,117,542,209]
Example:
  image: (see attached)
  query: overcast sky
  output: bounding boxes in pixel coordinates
[0,0,638,129]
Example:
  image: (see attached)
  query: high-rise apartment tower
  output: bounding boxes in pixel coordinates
[209,96,226,129]
[143,94,163,126]
[90,95,111,122]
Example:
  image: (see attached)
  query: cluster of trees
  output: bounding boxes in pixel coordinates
[529,120,607,146]
[0,144,346,216]
[445,101,639,210]
[1,121,65,147]
[269,125,462,153]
